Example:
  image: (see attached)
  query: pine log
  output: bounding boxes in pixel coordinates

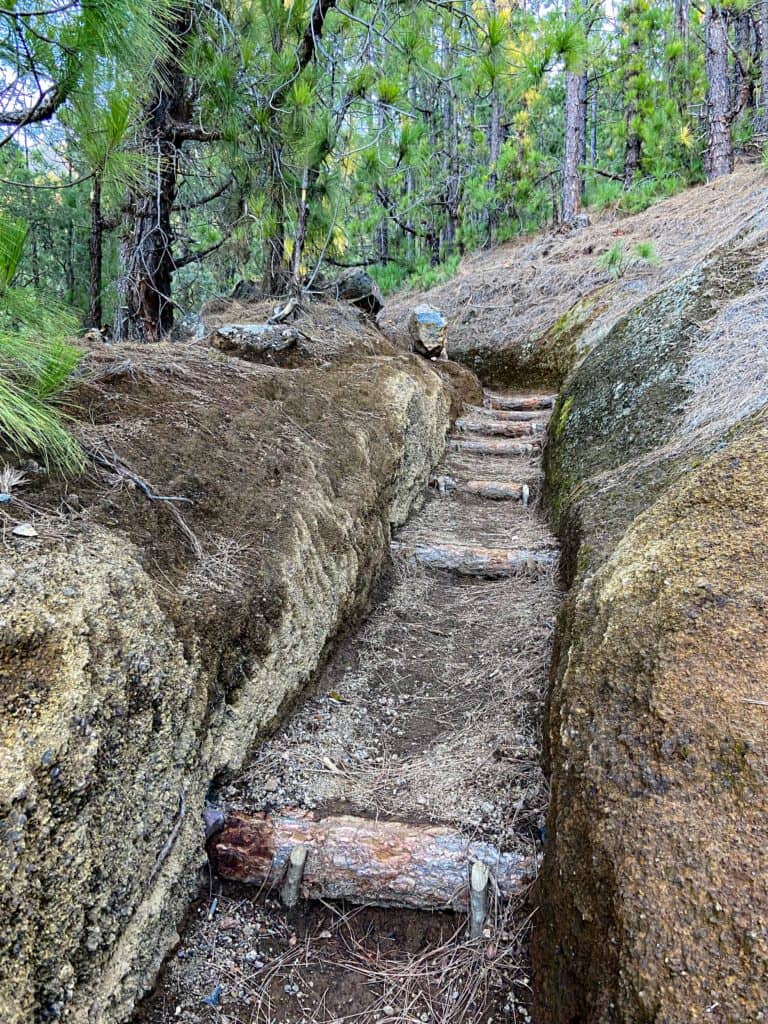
[391,540,557,576]
[210,812,532,912]
[484,394,555,412]
[455,418,545,438]
[451,438,542,457]
[467,406,550,423]
[461,480,526,501]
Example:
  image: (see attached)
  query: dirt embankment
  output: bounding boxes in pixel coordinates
[382,166,767,389]
[0,300,473,1024]
[533,199,768,1021]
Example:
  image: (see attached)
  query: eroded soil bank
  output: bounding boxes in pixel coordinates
[0,302,475,1024]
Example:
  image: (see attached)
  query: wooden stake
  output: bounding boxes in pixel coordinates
[451,438,542,457]
[391,540,557,577]
[484,394,555,412]
[280,844,307,908]
[210,812,532,912]
[455,418,544,438]
[469,861,490,939]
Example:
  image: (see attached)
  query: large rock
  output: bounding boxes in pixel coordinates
[534,225,768,1022]
[0,349,457,1024]
[409,305,447,361]
[213,323,300,364]
[334,269,383,319]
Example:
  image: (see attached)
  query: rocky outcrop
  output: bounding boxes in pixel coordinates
[534,219,768,1022]
[0,346,461,1024]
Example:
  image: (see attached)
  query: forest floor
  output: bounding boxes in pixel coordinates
[134,389,560,1024]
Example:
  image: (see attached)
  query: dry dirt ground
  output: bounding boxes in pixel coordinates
[134,392,559,1024]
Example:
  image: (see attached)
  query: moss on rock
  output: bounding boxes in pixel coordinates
[536,227,768,1022]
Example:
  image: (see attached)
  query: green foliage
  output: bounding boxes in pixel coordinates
[597,240,661,279]
[0,217,83,471]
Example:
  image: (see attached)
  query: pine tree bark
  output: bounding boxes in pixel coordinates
[762,1,768,118]
[86,175,103,329]
[115,7,193,341]
[562,68,584,225]
[623,5,642,188]
[704,5,735,181]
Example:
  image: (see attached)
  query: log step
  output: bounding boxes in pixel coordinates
[455,417,545,438]
[451,438,542,457]
[391,540,557,576]
[468,406,550,423]
[484,394,555,412]
[462,480,531,503]
[210,811,534,913]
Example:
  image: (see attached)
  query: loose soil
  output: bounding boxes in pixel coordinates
[134,392,559,1024]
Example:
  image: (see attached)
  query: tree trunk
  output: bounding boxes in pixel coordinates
[290,167,311,295]
[733,13,754,111]
[704,5,735,181]
[562,70,585,224]
[210,811,533,912]
[762,1,768,117]
[86,175,103,329]
[115,8,192,341]
[623,6,643,188]
[590,83,598,165]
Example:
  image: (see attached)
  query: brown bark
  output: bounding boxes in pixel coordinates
[455,417,544,438]
[704,5,735,181]
[471,406,550,422]
[562,69,585,225]
[484,394,555,411]
[623,5,642,189]
[115,7,193,341]
[86,175,103,330]
[452,438,543,457]
[391,540,557,577]
[461,481,527,501]
[211,811,533,912]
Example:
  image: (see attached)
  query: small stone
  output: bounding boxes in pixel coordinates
[264,777,279,793]
[12,522,38,538]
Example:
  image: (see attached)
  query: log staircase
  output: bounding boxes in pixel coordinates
[209,391,559,924]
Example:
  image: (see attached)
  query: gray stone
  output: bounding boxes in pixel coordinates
[409,305,448,361]
[334,270,384,319]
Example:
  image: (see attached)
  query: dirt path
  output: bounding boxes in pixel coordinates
[135,390,560,1024]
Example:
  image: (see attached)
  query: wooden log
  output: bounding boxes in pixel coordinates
[467,406,549,423]
[210,812,532,912]
[455,418,545,438]
[460,480,526,501]
[391,540,557,576]
[484,394,555,412]
[451,438,542,457]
